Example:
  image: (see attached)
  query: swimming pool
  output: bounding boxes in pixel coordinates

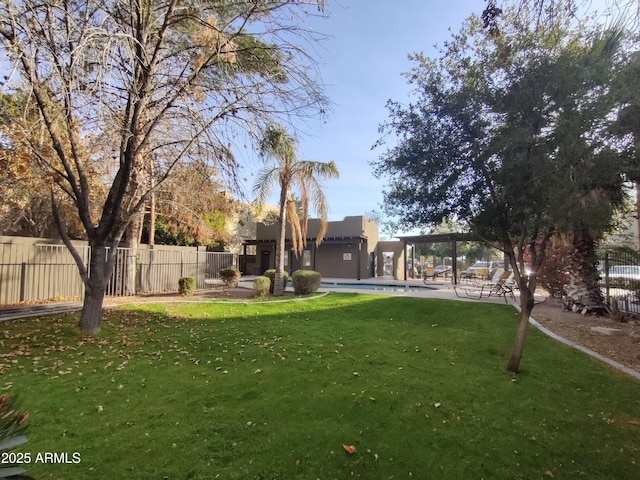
[319,281,436,292]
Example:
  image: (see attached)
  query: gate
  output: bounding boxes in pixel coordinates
[599,249,640,314]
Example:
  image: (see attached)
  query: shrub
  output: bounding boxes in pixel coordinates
[253,276,271,297]
[219,268,241,288]
[178,276,196,296]
[263,269,288,294]
[291,270,322,295]
[0,394,30,478]
[525,245,570,299]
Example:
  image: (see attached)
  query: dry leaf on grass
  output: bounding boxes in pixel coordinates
[342,444,356,455]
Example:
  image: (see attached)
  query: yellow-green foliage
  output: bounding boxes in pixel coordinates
[263,269,288,293]
[219,268,241,288]
[291,269,321,294]
[253,276,270,297]
[178,276,196,296]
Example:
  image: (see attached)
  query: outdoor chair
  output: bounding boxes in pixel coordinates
[454,270,515,303]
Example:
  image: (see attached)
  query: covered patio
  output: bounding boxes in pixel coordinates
[397,232,484,284]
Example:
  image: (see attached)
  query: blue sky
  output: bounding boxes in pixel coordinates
[241,0,614,237]
[291,1,488,230]
[236,0,488,234]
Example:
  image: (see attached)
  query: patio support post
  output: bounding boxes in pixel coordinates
[403,240,407,281]
[310,242,315,272]
[452,240,458,285]
[243,243,247,274]
[357,240,362,280]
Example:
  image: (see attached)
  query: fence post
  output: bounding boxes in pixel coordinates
[604,251,610,306]
[19,262,27,302]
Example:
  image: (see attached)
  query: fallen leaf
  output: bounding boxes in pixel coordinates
[343,444,357,455]
[543,471,553,478]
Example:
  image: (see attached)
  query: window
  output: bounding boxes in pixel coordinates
[303,250,311,267]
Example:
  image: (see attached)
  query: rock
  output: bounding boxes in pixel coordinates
[590,326,625,336]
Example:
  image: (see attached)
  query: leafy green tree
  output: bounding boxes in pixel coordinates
[253,124,339,296]
[373,9,631,372]
[0,0,328,333]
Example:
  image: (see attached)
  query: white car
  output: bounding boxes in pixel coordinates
[608,265,640,280]
[465,261,499,277]
[433,265,452,276]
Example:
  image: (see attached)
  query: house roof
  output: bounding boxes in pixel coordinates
[244,235,367,245]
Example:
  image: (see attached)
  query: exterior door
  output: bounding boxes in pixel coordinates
[260,250,270,275]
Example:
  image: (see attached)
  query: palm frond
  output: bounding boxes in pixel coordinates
[294,160,340,180]
[259,124,297,165]
[287,196,304,256]
[252,167,281,205]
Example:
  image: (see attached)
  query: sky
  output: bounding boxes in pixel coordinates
[240,0,614,237]
[285,0,488,231]
[234,0,488,235]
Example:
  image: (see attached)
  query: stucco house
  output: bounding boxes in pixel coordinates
[242,215,380,280]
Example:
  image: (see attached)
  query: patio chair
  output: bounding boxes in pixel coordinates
[454,270,515,303]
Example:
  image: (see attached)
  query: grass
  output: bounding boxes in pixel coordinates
[1,293,639,479]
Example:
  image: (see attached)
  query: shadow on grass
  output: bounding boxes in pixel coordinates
[1,293,639,480]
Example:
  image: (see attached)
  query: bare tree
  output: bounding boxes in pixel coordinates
[0,0,328,333]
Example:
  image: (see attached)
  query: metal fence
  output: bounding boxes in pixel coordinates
[0,243,89,305]
[0,239,237,306]
[598,249,640,314]
[134,248,237,294]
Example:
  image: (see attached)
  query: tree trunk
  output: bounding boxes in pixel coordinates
[563,228,606,314]
[121,151,147,295]
[506,281,535,373]
[122,213,144,295]
[78,246,109,334]
[273,189,289,296]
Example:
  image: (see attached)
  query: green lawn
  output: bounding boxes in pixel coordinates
[1,293,639,479]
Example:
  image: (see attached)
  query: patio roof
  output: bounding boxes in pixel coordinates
[243,235,368,245]
[395,232,479,244]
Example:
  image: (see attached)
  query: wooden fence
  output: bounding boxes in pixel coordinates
[0,236,237,306]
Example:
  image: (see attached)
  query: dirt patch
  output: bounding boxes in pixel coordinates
[532,296,640,374]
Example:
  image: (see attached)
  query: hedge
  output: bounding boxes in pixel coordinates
[253,276,271,297]
[263,269,289,293]
[291,270,321,295]
[219,268,241,288]
[178,276,196,296]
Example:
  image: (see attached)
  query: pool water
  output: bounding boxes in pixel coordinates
[319,282,435,292]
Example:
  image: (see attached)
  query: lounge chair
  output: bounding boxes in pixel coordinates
[454,270,515,303]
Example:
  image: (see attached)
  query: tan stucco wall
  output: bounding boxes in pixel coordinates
[253,216,379,279]
[376,241,405,279]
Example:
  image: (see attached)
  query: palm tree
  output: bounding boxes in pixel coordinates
[254,125,339,295]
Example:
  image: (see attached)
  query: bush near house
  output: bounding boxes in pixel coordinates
[219,268,241,288]
[178,276,196,296]
[291,269,321,295]
[253,276,271,297]
[263,269,289,294]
